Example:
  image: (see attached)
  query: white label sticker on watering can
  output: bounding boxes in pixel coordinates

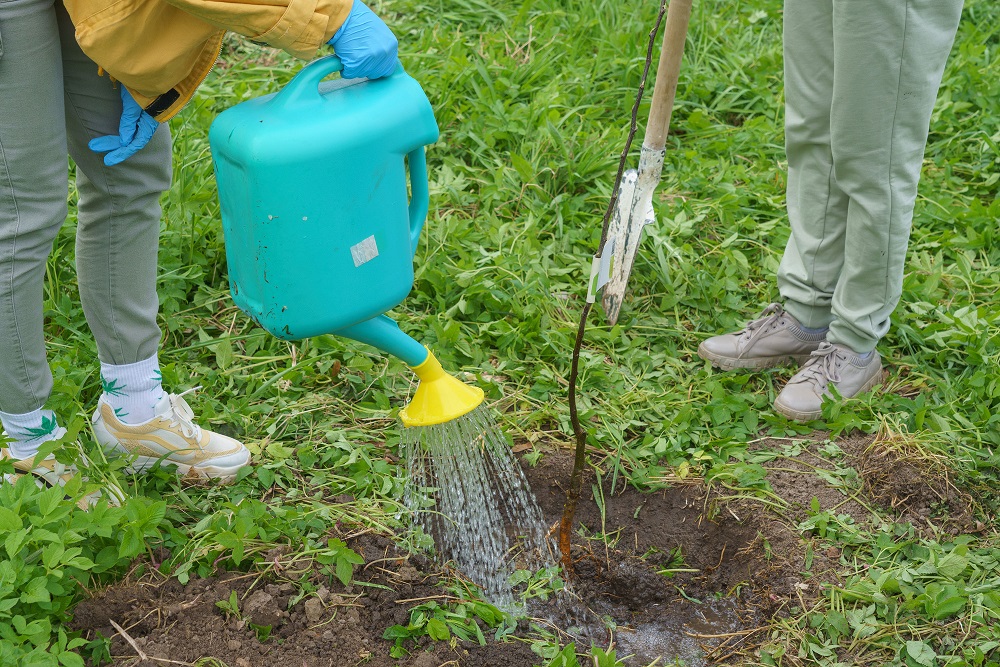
[350,235,379,267]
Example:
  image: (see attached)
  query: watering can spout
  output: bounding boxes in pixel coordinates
[335,315,485,427]
[401,352,485,427]
[335,314,429,367]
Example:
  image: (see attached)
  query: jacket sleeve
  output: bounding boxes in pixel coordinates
[164,0,353,58]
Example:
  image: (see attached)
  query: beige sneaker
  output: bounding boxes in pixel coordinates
[698,303,828,370]
[92,389,251,484]
[1,438,112,510]
[774,342,884,422]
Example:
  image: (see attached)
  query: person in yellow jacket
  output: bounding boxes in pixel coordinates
[0,0,395,502]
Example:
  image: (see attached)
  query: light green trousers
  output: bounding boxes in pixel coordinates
[777,0,963,353]
[0,0,171,414]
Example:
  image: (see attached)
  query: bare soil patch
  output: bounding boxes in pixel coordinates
[753,433,872,526]
[71,449,834,667]
[753,430,978,535]
[520,451,805,665]
[847,429,978,534]
[73,533,539,667]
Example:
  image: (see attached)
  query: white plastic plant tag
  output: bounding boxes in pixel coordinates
[586,249,615,304]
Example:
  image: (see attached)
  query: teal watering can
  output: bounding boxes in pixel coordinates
[210,56,483,426]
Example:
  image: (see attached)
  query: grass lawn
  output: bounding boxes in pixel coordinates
[2,0,999,665]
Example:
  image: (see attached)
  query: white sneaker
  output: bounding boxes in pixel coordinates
[774,342,884,422]
[92,389,251,484]
[1,435,112,510]
[698,303,828,370]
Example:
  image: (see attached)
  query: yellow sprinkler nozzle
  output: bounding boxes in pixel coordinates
[399,350,485,427]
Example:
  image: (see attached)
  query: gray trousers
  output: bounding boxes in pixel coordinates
[0,0,170,414]
[776,0,963,353]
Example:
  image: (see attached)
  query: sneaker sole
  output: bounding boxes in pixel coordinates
[697,343,814,371]
[119,452,250,485]
[773,369,885,422]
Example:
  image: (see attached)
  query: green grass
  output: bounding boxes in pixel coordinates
[5,0,999,664]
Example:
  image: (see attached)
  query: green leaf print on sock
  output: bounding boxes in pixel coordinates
[101,375,128,397]
[114,407,129,420]
[24,414,59,441]
[152,370,162,383]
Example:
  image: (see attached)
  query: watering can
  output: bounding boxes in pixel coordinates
[209,56,483,427]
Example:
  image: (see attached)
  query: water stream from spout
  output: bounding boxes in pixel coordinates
[402,405,554,610]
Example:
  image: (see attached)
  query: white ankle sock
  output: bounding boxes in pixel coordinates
[0,408,63,459]
[100,354,165,424]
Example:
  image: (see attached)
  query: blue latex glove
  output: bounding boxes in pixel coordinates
[328,0,399,79]
[89,86,159,167]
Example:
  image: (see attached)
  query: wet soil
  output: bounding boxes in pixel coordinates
[522,452,792,666]
[73,449,805,667]
[70,431,974,667]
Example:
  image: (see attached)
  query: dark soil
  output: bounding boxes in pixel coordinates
[72,533,540,667]
[521,452,794,665]
[754,431,978,535]
[526,451,803,596]
[754,433,872,526]
[846,430,978,534]
[72,450,818,667]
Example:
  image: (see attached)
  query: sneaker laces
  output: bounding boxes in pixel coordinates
[165,387,203,442]
[793,342,843,387]
[738,303,786,343]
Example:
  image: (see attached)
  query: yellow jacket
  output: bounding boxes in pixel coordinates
[64,0,353,121]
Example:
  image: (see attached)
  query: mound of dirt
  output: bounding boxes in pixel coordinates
[72,450,816,667]
[752,430,978,536]
[753,434,872,527]
[847,430,977,534]
[72,533,539,667]
[520,451,804,665]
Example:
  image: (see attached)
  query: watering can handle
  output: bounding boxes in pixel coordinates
[407,146,429,257]
[270,55,345,109]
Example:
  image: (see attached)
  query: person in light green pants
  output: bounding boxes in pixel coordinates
[698,0,964,422]
[1,0,399,504]
[0,0,252,501]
